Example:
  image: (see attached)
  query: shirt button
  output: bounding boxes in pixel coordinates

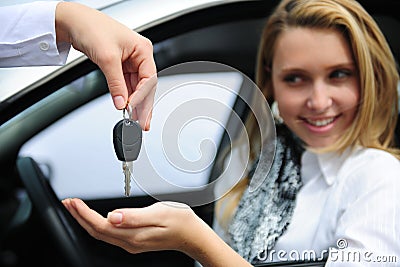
[39,41,50,51]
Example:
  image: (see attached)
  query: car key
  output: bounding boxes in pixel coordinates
[113,107,142,197]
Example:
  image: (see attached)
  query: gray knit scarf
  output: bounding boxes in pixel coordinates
[227,124,304,263]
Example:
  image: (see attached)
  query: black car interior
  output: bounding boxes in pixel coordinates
[0,1,399,267]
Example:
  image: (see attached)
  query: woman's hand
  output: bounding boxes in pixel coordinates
[62,199,201,254]
[62,198,252,267]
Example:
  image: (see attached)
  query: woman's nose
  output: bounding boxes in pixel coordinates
[306,81,332,112]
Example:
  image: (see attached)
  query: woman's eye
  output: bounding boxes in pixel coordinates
[283,74,302,84]
[330,69,351,79]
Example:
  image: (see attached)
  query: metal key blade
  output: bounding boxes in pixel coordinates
[122,161,133,197]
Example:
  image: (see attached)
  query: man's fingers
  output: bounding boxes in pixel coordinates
[134,35,157,82]
[128,74,157,130]
[100,58,128,110]
[137,97,153,131]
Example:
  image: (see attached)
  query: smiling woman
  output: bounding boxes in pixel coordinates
[272,27,360,149]
[220,0,400,265]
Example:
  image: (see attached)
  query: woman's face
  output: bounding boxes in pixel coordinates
[271,27,360,148]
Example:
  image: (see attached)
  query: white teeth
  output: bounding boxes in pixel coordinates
[306,117,334,127]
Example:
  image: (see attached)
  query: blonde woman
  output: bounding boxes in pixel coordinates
[63,0,400,266]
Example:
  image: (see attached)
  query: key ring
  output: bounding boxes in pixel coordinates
[123,104,133,120]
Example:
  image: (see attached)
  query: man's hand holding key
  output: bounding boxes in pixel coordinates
[113,106,142,197]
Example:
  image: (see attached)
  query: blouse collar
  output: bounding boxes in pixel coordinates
[302,147,356,186]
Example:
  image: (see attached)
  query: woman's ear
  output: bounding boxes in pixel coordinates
[271,101,284,124]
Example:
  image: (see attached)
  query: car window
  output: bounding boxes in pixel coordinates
[19,67,243,200]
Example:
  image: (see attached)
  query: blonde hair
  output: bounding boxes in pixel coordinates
[216,0,400,229]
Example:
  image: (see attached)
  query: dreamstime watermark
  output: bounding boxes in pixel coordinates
[257,238,398,264]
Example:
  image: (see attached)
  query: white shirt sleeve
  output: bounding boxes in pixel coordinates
[0,1,70,67]
[325,151,400,266]
[272,148,400,266]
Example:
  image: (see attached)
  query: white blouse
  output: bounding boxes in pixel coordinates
[0,1,70,67]
[214,145,400,266]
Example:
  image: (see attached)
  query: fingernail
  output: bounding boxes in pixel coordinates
[61,199,69,208]
[107,212,123,224]
[113,96,126,109]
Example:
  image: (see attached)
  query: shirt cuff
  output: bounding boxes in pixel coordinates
[0,1,71,67]
[0,35,70,67]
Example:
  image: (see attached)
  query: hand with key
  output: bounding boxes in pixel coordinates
[55,2,157,130]
[113,106,142,197]
[1,1,156,130]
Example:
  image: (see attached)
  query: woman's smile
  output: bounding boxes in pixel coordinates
[301,115,339,133]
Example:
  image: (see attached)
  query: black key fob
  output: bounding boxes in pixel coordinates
[113,119,142,162]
